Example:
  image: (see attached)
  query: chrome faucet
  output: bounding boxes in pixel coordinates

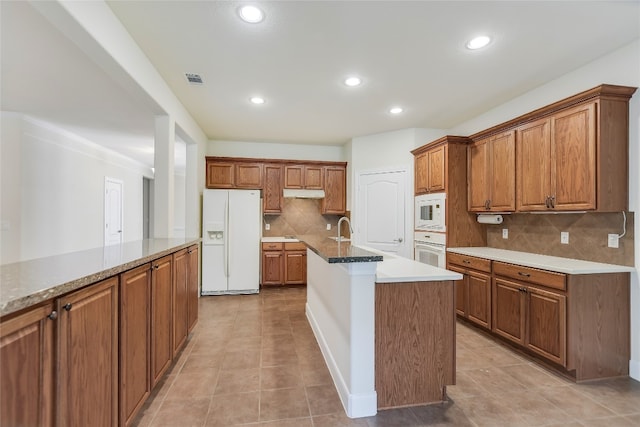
[337,216,353,241]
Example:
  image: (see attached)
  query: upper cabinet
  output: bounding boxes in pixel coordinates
[284,165,324,189]
[322,165,346,214]
[469,84,636,213]
[414,144,446,195]
[263,164,283,214]
[468,130,516,212]
[206,161,235,188]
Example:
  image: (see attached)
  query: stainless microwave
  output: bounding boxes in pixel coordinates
[415,193,446,231]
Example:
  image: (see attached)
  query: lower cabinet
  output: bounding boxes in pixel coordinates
[57,277,119,427]
[262,242,307,286]
[173,249,189,356]
[0,303,55,427]
[151,256,173,388]
[447,253,491,329]
[187,245,199,333]
[262,242,285,285]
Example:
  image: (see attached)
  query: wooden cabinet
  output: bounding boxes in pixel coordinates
[447,253,491,329]
[517,103,596,211]
[322,165,346,214]
[263,163,283,213]
[415,144,445,195]
[235,162,263,188]
[187,244,199,333]
[262,242,284,285]
[173,248,189,357]
[284,242,307,285]
[1,303,55,427]
[493,262,566,366]
[57,277,119,427]
[206,161,235,188]
[151,256,173,388]
[468,130,515,212]
[120,264,151,426]
[284,165,324,189]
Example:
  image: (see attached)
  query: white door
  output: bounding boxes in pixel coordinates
[104,177,123,246]
[357,170,408,257]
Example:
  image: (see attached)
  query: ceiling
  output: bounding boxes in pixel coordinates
[2,1,639,168]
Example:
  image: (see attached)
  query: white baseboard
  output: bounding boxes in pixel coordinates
[306,303,377,418]
[630,359,640,381]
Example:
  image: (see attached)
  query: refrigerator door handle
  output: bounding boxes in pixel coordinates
[224,195,229,278]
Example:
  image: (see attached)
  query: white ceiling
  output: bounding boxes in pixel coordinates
[2,1,639,168]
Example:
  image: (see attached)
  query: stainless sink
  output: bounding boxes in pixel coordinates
[328,236,351,242]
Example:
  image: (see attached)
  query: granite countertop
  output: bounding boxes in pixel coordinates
[261,236,300,243]
[297,235,383,264]
[0,238,201,317]
[447,247,635,275]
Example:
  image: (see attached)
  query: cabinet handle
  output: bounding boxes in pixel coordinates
[550,195,555,209]
[519,287,528,293]
[63,303,72,311]
[545,196,550,209]
[484,200,491,210]
[462,260,471,264]
[518,272,531,277]
[47,311,58,320]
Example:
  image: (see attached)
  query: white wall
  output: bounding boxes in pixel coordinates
[0,113,149,263]
[448,39,640,380]
[208,139,345,162]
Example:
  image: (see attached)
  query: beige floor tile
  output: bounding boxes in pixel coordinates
[312,412,369,427]
[306,384,344,416]
[214,367,260,395]
[149,397,211,427]
[165,371,218,399]
[204,391,260,426]
[259,387,310,421]
[221,348,261,369]
[540,385,615,420]
[261,365,304,390]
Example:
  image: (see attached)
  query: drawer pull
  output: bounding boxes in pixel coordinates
[518,272,531,277]
[462,260,471,264]
[519,287,528,293]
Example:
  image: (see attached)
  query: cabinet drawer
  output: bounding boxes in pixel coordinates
[284,242,306,251]
[493,262,566,291]
[262,242,284,251]
[447,253,491,273]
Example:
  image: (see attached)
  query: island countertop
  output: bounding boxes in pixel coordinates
[297,235,383,263]
[0,238,201,317]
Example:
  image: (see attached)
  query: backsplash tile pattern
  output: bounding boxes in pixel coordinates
[486,212,634,266]
[263,199,343,238]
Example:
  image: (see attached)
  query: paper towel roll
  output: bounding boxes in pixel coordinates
[477,214,503,224]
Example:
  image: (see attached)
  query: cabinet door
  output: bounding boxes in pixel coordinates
[173,249,189,356]
[285,251,307,284]
[187,245,199,333]
[517,118,552,211]
[489,130,516,211]
[447,264,467,317]
[322,166,346,214]
[526,286,566,366]
[468,138,490,211]
[427,145,446,192]
[284,165,304,188]
[304,166,324,189]
[467,270,491,329]
[235,163,263,188]
[58,277,119,427]
[551,102,596,210]
[206,161,235,188]
[1,304,55,427]
[263,164,283,214]
[262,251,284,285]
[151,256,173,388]
[120,265,151,426]
[492,277,525,346]
[414,152,428,195]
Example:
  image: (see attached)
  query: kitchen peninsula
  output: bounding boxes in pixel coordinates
[299,235,462,418]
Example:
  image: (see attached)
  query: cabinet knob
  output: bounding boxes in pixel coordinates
[518,272,531,277]
[462,260,471,264]
[47,311,58,320]
[63,303,72,311]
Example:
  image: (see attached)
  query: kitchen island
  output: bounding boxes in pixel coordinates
[299,236,462,418]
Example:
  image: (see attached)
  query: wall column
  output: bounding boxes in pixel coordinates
[153,115,175,238]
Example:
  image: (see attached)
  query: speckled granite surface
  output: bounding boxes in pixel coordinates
[0,238,200,317]
[297,235,383,264]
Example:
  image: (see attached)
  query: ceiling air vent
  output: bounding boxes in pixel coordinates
[184,73,204,85]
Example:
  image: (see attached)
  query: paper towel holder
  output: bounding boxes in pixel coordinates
[477,214,503,224]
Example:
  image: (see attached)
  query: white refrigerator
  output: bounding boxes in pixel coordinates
[202,189,261,295]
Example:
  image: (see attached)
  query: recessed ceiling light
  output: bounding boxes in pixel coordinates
[389,107,403,114]
[239,5,264,23]
[344,77,362,87]
[250,96,265,104]
[466,35,491,50]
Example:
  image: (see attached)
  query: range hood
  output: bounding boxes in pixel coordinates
[282,189,325,199]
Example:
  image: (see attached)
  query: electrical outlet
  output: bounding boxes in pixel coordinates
[326,224,331,230]
[560,231,569,244]
[265,223,270,231]
[608,234,619,248]
[502,229,508,239]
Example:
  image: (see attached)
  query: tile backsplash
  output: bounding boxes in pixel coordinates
[263,199,345,238]
[486,212,634,266]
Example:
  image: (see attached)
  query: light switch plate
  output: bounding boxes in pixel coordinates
[561,231,569,244]
[326,224,331,230]
[608,234,619,248]
[265,223,270,231]
[502,229,508,239]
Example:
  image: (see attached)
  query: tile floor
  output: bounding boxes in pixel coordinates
[133,286,640,427]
